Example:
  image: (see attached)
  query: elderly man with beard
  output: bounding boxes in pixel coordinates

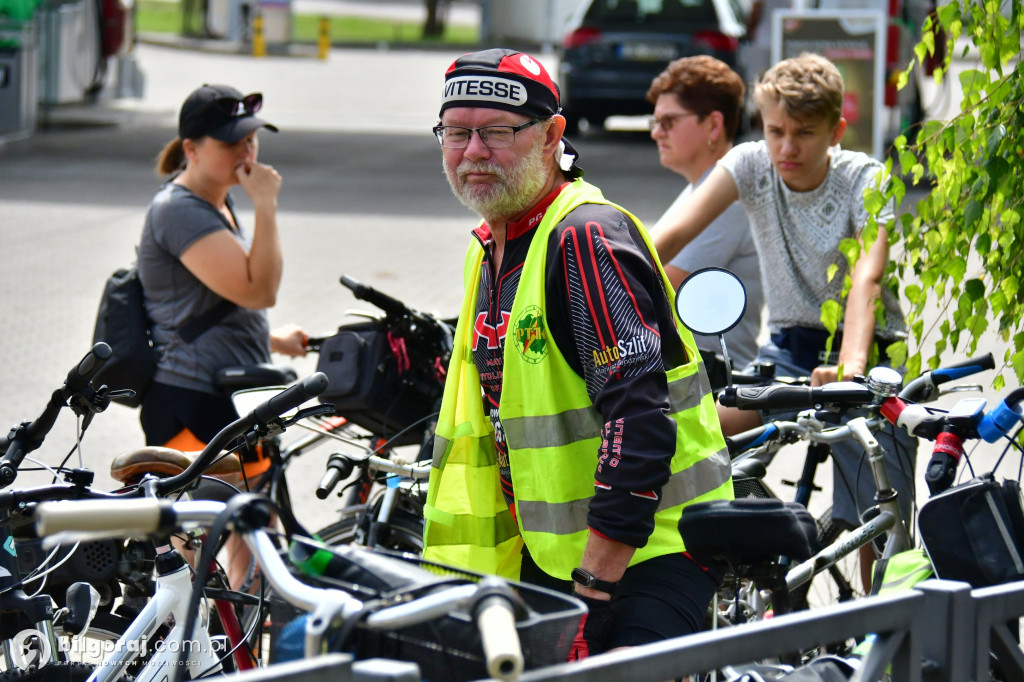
[421,48,733,660]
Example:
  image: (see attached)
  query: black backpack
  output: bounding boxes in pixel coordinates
[92,265,235,407]
[92,266,157,407]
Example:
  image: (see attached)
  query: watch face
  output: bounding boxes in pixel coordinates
[571,568,592,586]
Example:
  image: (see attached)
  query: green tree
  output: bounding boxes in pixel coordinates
[841,0,1023,389]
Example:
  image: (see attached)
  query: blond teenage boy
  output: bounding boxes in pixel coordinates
[652,53,915,561]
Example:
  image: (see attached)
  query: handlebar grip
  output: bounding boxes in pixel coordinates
[66,343,113,394]
[721,382,874,411]
[476,596,523,681]
[316,453,355,499]
[35,499,168,537]
[725,423,779,456]
[930,353,995,385]
[978,388,1024,443]
[253,373,329,423]
[340,274,410,319]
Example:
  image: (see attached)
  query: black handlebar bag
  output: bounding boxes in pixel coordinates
[918,474,1024,587]
[315,319,444,446]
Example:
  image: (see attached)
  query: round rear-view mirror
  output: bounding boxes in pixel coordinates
[675,267,747,337]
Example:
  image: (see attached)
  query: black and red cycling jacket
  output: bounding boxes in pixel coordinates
[469,183,689,549]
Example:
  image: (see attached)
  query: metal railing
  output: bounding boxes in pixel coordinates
[511,578,1024,682]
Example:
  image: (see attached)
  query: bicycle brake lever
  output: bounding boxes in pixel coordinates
[940,384,983,395]
[282,404,337,428]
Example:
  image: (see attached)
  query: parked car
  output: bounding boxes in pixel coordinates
[558,0,750,134]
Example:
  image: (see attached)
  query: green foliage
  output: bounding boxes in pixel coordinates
[135,0,478,45]
[859,0,1023,386]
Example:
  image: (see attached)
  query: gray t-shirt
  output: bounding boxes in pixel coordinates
[718,141,906,339]
[138,182,271,395]
[653,169,764,367]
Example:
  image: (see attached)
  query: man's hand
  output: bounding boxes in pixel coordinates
[567,594,614,661]
[810,365,839,386]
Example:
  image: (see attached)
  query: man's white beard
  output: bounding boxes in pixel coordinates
[443,139,549,222]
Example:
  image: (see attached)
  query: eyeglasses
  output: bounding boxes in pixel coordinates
[433,119,543,149]
[210,93,263,118]
[647,111,699,132]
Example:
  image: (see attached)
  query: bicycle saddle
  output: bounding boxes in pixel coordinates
[214,363,298,393]
[110,446,243,487]
[680,498,817,569]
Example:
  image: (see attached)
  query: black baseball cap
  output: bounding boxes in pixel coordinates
[178,84,279,142]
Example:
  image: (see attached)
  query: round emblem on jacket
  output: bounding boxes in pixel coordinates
[513,305,547,364]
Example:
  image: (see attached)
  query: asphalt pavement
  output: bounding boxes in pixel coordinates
[0,41,1016,533]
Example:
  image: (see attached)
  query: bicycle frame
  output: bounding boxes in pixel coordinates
[784,416,913,595]
[86,545,224,682]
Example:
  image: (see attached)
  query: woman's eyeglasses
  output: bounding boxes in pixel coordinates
[210,93,263,118]
[647,111,698,132]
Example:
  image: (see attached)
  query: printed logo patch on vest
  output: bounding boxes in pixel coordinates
[513,305,547,364]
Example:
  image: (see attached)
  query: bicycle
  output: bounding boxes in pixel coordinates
[709,381,1024,682]
[1,372,332,682]
[678,357,995,674]
[33,494,585,682]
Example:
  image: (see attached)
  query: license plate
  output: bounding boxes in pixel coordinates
[617,42,678,61]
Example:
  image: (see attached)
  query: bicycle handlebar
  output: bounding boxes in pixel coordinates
[721,354,996,413]
[316,450,431,499]
[720,381,873,410]
[0,343,113,487]
[341,274,413,320]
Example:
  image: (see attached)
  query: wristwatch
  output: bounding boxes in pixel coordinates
[571,567,619,595]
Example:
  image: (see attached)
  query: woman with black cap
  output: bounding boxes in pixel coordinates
[136,85,306,586]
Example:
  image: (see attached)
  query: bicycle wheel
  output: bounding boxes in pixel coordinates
[316,496,424,554]
[791,506,864,611]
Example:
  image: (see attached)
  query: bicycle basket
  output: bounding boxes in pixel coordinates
[919,475,1024,587]
[315,318,444,446]
[273,545,584,680]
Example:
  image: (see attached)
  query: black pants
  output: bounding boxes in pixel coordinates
[520,549,717,649]
[140,381,238,446]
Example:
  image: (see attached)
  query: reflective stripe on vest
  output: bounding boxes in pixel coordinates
[502,368,712,449]
[517,447,730,535]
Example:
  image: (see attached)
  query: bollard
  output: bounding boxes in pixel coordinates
[317,16,330,60]
[252,13,266,57]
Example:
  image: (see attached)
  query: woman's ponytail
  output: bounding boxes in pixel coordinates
[155,138,186,176]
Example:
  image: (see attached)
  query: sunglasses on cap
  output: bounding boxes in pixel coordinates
[205,93,263,118]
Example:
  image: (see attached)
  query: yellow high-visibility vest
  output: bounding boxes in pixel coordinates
[423,179,732,579]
